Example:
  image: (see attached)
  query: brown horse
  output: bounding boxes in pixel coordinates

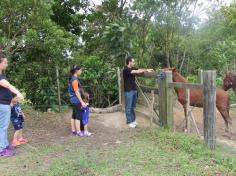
[168,68,234,137]
[223,72,236,94]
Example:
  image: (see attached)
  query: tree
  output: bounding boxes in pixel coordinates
[0,0,74,110]
[129,0,200,68]
[187,1,236,73]
[51,0,89,35]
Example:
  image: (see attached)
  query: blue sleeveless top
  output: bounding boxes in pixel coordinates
[68,76,82,104]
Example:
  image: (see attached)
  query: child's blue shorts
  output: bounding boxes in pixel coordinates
[11,115,24,130]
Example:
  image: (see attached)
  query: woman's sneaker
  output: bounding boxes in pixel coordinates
[5,145,16,150]
[0,149,15,157]
[84,131,92,137]
[72,131,77,136]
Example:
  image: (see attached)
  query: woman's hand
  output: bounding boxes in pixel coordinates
[81,101,87,108]
[16,93,24,101]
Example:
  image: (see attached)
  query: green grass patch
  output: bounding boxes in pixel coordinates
[22,129,236,176]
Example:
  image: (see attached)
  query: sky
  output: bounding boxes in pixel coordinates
[91,0,233,21]
[195,0,233,21]
[92,0,102,5]
[92,0,233,6]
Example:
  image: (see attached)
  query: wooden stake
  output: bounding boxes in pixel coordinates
[203,70,216,150]
[56,64,61,112]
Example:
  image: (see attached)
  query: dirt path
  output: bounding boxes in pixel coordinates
[4,105,236,152]
[173,102,236,148]
[16,108,151,150]
[0,109,152,176]
[21,104,236,150]
[1,107,236,176]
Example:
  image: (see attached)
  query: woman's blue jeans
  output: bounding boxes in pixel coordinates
[0,104,11,151]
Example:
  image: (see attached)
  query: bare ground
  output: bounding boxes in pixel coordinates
[173,102,236,148]
[1,109,151,176]
[10,104,236,154]
[0,106,236,175]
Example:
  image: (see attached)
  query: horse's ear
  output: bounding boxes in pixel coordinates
[172,67,177,72]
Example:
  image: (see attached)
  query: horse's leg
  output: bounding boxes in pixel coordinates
[228,107,235,138]
[219,110,229,133]
[183,104,188,133]
[226,104,235,138]
[219,109,233,138]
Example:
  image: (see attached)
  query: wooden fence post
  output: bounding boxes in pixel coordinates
[158,71,173,128]
[198,69,203,84]
[120,68,125,111]
[117,67,122,105]
[203,70,216,150]
[185,89,190,133]
[56,64,61,112]
[158,70,164,127]
[150,90,155,127]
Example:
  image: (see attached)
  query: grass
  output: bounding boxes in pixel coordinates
[3,129,235,176]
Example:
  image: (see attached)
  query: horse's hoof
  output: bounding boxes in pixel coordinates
[230,133,235,140]
[222,133,230,138]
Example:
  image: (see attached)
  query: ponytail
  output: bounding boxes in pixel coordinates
[69,64,81,81]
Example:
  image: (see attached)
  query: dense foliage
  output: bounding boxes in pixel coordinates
[0,0,236,110]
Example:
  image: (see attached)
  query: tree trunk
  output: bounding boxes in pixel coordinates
[90,104,122,113]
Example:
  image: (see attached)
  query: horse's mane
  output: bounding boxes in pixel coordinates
[229,72,236,86]
[230,72,236,78]
[173,71,188,83]
[225,72,236,82]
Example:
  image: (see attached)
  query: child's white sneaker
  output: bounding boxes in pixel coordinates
[84,131,92,137]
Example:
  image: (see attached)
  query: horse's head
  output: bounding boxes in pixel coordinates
[223,72,234,91]
[164,67,186,83]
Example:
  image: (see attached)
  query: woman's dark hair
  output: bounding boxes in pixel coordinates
[0,50,6,63]
[69,64,81,81]
[126,56,133,65]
